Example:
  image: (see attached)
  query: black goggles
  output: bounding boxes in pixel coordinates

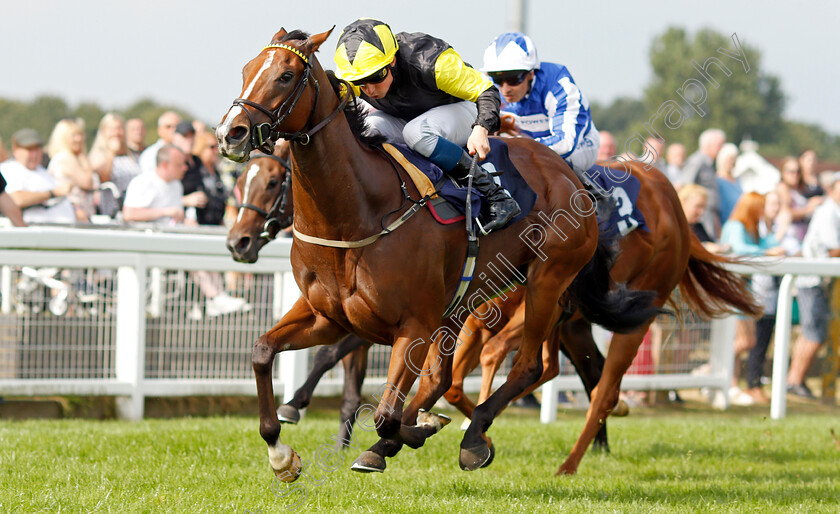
[489,70,530,87]
[351,66,390,87]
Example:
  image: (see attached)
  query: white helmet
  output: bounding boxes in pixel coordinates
[482,32,539,73]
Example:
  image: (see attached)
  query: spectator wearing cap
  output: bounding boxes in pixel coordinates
[0,129,74,224]
[138,111,182,174]
[171,121,209,219]
[787,171,840,399]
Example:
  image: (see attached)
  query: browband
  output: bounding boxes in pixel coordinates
[263,43,309,64]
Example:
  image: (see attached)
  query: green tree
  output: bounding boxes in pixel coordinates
[639,27,785,153]
[761,121,840,163]
[590,97,646,143]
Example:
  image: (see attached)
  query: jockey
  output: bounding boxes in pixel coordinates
[482,32,600,175]
[334,19,520,233]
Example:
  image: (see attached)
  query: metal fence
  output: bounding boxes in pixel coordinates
[1,226,836,421]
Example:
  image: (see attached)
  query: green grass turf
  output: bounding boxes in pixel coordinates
[1,404,839,513]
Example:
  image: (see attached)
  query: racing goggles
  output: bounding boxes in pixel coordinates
[489,70,530,87]
[352,66,390,87]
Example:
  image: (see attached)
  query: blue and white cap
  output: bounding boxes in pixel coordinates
[482,32,539,73]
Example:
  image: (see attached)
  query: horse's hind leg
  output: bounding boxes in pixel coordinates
[556,318,614,452]
[335,342,370,448]
[278,334,367,424]
[461,264,583,471]
[253,297,347,481]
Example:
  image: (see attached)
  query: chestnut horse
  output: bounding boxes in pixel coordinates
[218,27,659,479]
[445,161,762,474]
[226,150,612,453]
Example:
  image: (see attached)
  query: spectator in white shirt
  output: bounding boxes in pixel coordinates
[1,128,74,224]
[787,171,840,398]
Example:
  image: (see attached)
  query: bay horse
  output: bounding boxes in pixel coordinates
[445,160,762,474]
[218,27,659,480]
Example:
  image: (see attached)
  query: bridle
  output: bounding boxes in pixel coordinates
[230,42,350,154]
[237,153,294,241]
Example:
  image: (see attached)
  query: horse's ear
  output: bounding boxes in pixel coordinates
[272,27,288,42]
[304,26,335,53]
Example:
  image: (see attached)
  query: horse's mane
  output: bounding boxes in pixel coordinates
[278,30,310,43]
[325,70,387,147]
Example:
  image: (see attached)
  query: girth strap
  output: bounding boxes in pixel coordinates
[292,201,425,249]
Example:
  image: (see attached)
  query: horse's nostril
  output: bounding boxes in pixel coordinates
[235,236,252,253]
[227,126,249,144]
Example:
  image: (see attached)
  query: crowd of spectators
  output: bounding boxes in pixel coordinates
[1,118,838,397]
[660,129,840,404]
[0,113,249,316]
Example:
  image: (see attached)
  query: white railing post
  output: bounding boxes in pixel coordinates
[278,271,307,405]
[708,314,737,409]
[771,274,796,419]
[114,258,147,421]
[148,267,162,318]
[540,376,559,423]
[1,266,11,314]
[272,272,283,320]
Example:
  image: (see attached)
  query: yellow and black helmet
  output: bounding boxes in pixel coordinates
[334,19,399,82]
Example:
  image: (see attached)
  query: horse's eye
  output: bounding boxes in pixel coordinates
[267,179,279,188]
[279,71,295,83]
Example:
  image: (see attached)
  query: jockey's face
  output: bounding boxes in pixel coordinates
[498,70,534,104]
[357,58,396,100]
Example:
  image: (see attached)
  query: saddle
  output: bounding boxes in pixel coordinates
[381,139,537,231]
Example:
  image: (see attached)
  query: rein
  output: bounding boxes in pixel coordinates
[237,153,294,241]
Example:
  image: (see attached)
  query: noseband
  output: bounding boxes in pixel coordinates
[238,153,294,241]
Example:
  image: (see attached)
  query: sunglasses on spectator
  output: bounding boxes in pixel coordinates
[489,70,530,87]
[352,66,390,87]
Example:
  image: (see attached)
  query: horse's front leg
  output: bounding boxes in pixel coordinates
[254,297,347,481]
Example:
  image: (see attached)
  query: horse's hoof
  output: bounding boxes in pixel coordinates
[459,443,492,471]
[459,418,471,431]
[351,451,386,473]
[556,460,577,476]
[277,405,301,424]
[272,450,302,482]
[480,441,495,468]
[417,410,452,433]
[610,399,629,417]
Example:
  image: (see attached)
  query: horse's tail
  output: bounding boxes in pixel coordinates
[568,238,665,334]
[677,234,762,318]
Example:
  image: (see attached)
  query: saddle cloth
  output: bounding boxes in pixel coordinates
[581,164,648,237]
[382,139,537,230]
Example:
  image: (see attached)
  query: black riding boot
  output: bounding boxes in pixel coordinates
[449,152,521,234]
